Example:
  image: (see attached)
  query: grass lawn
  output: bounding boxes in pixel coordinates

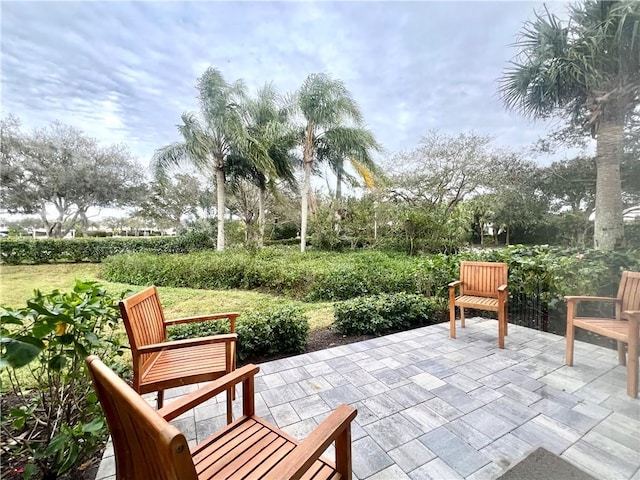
[0,263,334,330]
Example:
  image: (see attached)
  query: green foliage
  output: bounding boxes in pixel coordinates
[334,293,446,335]
[0,233,211,264]
[167,305,308,360]
[0,282,127,479]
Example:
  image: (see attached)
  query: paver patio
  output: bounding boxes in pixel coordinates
[96,318,640,480]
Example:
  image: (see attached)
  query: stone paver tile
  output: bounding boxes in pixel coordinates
[582,430,640,469]
[170,416,196,442]
[408,458,463,480]
[592,412,640,452]
[359,380,391,397]
[601,394,640,421]
[431,384,484,413]
[468,385,503,404]
[281,417,318,440]
[359,358,388,373]
[261,372,286,388]
[323,372,350,387]
[478,433,533,470]
[423,396,463,421]
[386,383,434,408]
[368,464,411,480]
[364,413,424,451]
[290,394,331,420]
[539,370,587,393]
[320,384,366,408]
[498,383,542,406]
[303,361,335,377]
[453,363,493,381]
[563,439,638,480]
[443,373,482,392]
[483,396,537,428]
[325,356,360,373]
[466,461,504,480]
[95,455,116,480]
[511,414,580,455]
[571,400,612,421]
[461,407,513,440]
[195,415,226,444]
[279,367,311,384]
[535,384,582,408]
[260,383,307,407]
[194,399,226,422]
[415,359,456,378]
[352,401,379,426]
[497,368,544,391]
[445,418,492,450]
[341,369,378,387]
[388,439,436,473]
[418,426,490,477]
[530,398,599,434]
[410,372,447,391]
[361,393,404,419]
[401,402,447,432]
[297,377,334,396]
[372,367,411,387]
[270,402,301,427]
[352,436,394,479]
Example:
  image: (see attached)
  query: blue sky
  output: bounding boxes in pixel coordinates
[1,1,580,168]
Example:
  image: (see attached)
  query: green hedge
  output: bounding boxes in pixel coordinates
[167,306,309,360]
[334,293,447,335]
[0,233,211,264]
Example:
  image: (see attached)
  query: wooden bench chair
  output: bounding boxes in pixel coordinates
[119,286,238,422]
[565,271,640,398]
[448,261,509,348]
[86,355,357,480]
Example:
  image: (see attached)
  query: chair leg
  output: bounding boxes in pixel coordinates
[618,341,627,366]
[503,304,508,336]
[498,307,505,349]
[157,390,164,409]
[628,320,638,398]
[460,308,466,329]
[565,308,574,367]
[450,303,456,339]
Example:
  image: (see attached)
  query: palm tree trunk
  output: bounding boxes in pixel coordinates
[300,124,314,252]
[257,187,266,248]
[594,115,625,250]
[336,164,343,201]
[215,162,225,251]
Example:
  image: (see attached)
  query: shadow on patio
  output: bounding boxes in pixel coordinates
[96,318,640,480]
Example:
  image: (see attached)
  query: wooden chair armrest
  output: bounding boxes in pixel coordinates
[564,296,619,303]
[158,364,259,421]
[448,280,461,289]
[265,404,357,480]
[165,312,239,326]
[137,333,237,354]
[497,284,507,293]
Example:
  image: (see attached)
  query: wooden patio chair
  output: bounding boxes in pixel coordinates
[565,271,640,398]
[86,356,358,480]
[119,286,238,422]
[448,261,509,348]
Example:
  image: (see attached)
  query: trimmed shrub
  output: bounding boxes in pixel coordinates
[0,233,211,264]
[334,293,446,335]
[167,305,309,360]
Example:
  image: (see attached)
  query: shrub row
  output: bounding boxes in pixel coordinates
[0,233,211,264]
[334,293,447,336]
[102,245,640,302]
[167,306,309,360]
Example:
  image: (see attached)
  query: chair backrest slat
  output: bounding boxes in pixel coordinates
[460,261,508,298]
[86,356,198,480]
[619,271,640,317]
[119,286,167,374]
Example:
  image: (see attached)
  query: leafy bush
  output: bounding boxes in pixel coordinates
[0,282,127,479]
[168,305,309,360]
[334,293,446,335]
[0,233,211,264]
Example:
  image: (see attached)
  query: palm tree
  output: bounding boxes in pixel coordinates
[152,67,248,251]
[295,73,381,252]
[226,83,298,246]
[500,0,639,250]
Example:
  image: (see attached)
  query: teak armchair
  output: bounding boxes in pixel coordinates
[565,271,640,398]
[448,261,509,348]
[119,286,238,421]
[86,356,357,480]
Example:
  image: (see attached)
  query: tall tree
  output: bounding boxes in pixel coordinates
[500,0,640,250]
[294,73,380,252]
[152,67,256,251]
[0,118,142,237]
